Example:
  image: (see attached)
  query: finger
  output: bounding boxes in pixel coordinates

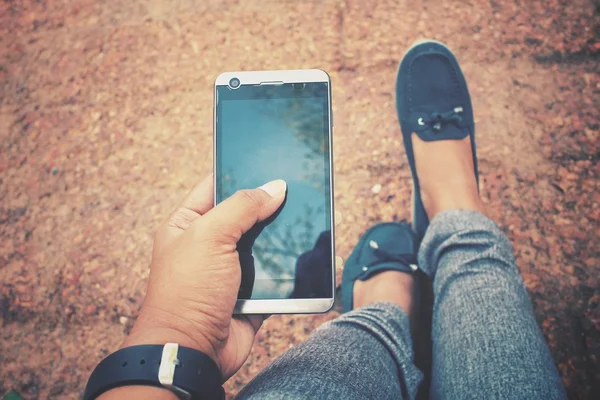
[163,174,213,232]
[196,179,286,242]
[238,314,265,333]
[174,174,214,216]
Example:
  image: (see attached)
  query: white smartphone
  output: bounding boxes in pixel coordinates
[214,69,335,314]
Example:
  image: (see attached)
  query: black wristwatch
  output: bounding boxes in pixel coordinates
[83,343,225,400]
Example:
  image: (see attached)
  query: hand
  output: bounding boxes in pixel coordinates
[122,175,287,380]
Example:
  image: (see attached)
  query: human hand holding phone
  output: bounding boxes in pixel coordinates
[121,175,286,380]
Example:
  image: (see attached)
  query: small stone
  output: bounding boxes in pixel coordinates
[371,184,382,194]
[565,173,578,181]
[51,167,59,175]
[119,316,129,325]
[84,305,97,315]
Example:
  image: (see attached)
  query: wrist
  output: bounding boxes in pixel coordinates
[88,342,224,400]
[123,307,220,373]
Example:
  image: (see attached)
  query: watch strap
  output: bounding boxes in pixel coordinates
[83,344,224,400]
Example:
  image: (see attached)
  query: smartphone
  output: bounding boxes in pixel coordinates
[214,69,335,314]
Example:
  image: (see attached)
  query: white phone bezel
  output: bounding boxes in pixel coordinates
[213,69,335,314]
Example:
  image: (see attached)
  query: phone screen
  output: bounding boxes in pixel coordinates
[215,82,333,300]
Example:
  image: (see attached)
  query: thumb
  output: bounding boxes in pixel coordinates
[196,180,287,242]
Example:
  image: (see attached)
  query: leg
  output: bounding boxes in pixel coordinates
[236,302,422,400]
[420,211,566,399]
[238,225,424,400]
[396,40,566,399]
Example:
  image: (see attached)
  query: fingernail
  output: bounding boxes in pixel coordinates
[258,180,287,197]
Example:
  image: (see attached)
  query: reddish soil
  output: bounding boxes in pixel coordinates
[1,0,599,398]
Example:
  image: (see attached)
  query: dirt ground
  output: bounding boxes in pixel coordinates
[1,0,599,398]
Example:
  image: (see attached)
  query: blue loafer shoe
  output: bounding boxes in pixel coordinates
[341,222,419,313]
[396,40,478,240]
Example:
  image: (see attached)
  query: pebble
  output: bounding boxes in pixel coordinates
[371,184,382,194]
[84,305,97,315]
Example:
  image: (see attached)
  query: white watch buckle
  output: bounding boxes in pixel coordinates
[158,343,191,400]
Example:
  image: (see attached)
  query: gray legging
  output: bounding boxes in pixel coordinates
[235,210,566,399]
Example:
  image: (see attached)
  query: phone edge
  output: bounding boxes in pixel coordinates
[213,70,336,315]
